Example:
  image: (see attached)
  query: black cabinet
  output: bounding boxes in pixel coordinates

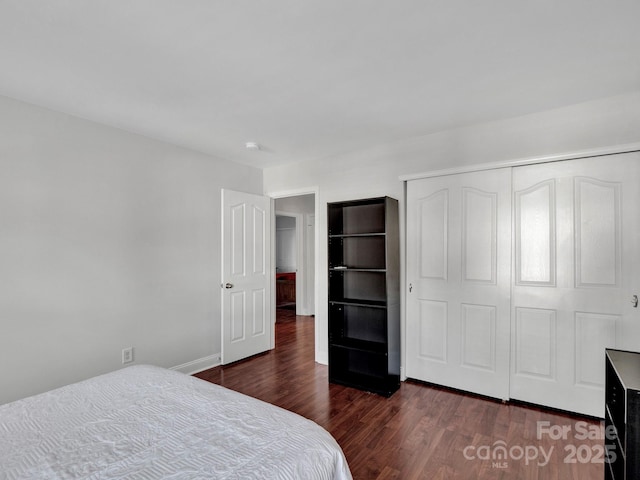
[328,197,400,396]
[605,349,640,480]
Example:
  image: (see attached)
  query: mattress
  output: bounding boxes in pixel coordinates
[0,365,352,479]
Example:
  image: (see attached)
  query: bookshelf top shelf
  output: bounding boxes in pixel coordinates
[328,198,388,235]
[329,267,386,273]
[329,299,387,308]
[329,233,386,238]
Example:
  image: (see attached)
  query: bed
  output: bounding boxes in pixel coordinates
[0,365,352,479]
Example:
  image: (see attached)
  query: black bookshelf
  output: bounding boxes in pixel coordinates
[328,197,400,396]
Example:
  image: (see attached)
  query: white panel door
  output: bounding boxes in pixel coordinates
[221,189,272,364]
[406,168,512,400]
[511,153,640,416]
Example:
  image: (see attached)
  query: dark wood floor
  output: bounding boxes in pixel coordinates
[195,310,604,480]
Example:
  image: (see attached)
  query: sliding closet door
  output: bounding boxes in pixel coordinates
[406,168,512,400]
[511,153,640,417]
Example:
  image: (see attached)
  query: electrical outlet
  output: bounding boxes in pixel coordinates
[122,347,134,364]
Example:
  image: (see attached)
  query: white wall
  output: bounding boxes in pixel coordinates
[0,95,263,405]
[275,195,315,216]
[276,215,297,272]
[263,91,640,364]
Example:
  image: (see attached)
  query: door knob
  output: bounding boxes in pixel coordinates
[632,295,638,308]
[224,283,233,289]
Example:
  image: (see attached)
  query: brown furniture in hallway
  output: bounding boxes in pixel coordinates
[276,272,296,307]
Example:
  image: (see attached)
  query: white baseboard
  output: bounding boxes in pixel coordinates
[316,351,328,365]
[170,353,221,376]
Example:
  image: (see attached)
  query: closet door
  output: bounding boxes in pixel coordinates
[406,168,512,400]
[511,153,640,417]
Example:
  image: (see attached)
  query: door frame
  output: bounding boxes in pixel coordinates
[267,187,321,362]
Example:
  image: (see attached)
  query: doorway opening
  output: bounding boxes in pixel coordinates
[275,213,298,314]
[274,194,316,327]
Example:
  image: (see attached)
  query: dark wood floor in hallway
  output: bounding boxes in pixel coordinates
[195,309,604,479]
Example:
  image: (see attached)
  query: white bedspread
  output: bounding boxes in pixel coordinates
[0,365,352,479]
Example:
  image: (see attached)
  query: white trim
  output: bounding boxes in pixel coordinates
[270,198,276,349]
[316,351,328,366]
[304,213,316,316]
[170,353,221,376]
[399,142,640,181]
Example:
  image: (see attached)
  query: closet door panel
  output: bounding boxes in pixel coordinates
[515,180,556,286]
[462,188,496,284]
[514,307,557,379]
[575,177,620,287]
[510,153,640,416]
[419,190,448,281]
[460,303,496,371]
[406,168,511,400]
[418,300,448,362]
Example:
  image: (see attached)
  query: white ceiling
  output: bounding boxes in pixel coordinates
[1,1,639,169]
